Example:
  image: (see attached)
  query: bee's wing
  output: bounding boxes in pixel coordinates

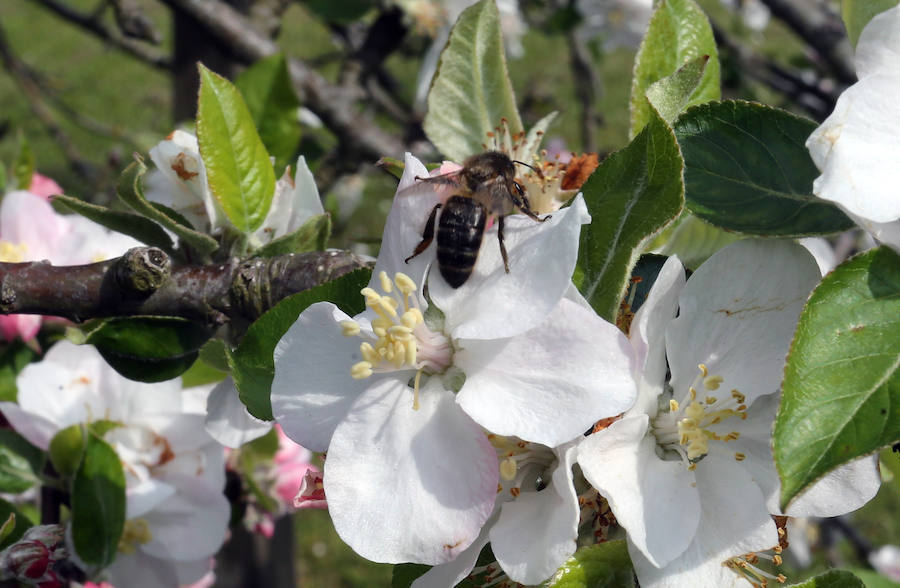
[395,168,462,198]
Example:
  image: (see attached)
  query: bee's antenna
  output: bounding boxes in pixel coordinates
[512,159,544,180]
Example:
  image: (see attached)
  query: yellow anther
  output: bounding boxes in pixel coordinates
[689,387,698,400]
[703,375,724,390]
[731,390,746,403]
[376,297,399,319]
[340,320,361,337]
[119,518,153,555]
[0,241,27,263]
[684,402,704,420]
[373,326,387,337]
[735,452,746,461]
[387,325,413,340]
[351,361,373,379]
[705,396,717,405]
[698,363,709,377]
[360,342,378,363]
[361,287,380,303]
[394,272,416,295]
[500,458,517,481]
[401,308,423,328]
[669,399,680,411]
[379,271,393,293]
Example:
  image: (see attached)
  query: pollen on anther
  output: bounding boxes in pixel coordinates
[379,271,393,293]
[703,375,724,390]
[340,321,361,337]
[735,452,746,461]
[500,458,517,481]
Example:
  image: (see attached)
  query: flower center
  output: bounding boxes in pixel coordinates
[341,271,452,407]
[488,434,556,499]
[118,518,153,555]
[650,364,748,469]
[0,241,28,263]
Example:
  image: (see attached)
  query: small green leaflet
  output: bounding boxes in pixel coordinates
[71,434,126,567]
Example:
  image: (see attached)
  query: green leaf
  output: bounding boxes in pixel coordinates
[0,498,29,549]
[673,100,855,236]
[197,63,276,233]
[304,0,372,23]
[647,213,741,270]
[230,268,371,420]
[392,563,431,588]
[252,213,331,257]
[544,540,634,587]
[49,424,88,478]
[197,338,231,373]
[0,437,40,493]
[424,0,523,161]
[841,568,899,588]
[776,246,900,508]
[235,54,302,173]
[577,109,685,322]
[787,569,865,588]
[117,158,219,258]
[71,434,126,567]
[0,342,38,402]
[12,133,35,191]
[842,0,899,47]
[0,430,44,488]
[54,194,174,253]
[630,0,720,137]
[646,55,711,125]
[83,317,213,383]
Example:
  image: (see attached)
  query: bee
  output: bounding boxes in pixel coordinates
[404,151,549,288]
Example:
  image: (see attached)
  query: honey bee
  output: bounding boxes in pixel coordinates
[404,151,549,288]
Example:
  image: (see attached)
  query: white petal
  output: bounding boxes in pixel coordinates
[0,191,68,261]
[667,240,819,404]
[848,212,900,253]
[628,255,685,417]
[490,443,579,584]
[455,297,636,446]
[431,195,591,340]
[0,402,59,450]
[854,4,900,79]
[141,474,230,561]
[325,378,498,565]
[798,237,837,276]
[371,153,436,287]
[578,415,701,567]
[271,302,376,451]
[411,511,497,588]
[107,550,180,588]
[807,74,900,223]
[633,456,778,588]
[782,455,881,518]
[204,377,272,448]
[127,478,176,519]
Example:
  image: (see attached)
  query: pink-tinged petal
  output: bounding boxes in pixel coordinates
[325,378,498,565]
[141,475,229,561]
[579,415,700,567]
[0,191,69,261]
[629,256,685,417]
[455,297,635,446]
[293,468,327,510]
[271,302,376,452]
[411,511,497,588]
[0,314,42,342]
[490,443,579,584]
[372,153,435,286]
[0,402,59,450]
[430,195,591,340]
[176,559,216,587]
[204,377,272,448]
[667,240,819,405]
[633,457,778,588]
[28,173,63,200]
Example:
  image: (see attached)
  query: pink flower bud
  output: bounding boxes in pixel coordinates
[28,173,63,200]
[293,468,327,510]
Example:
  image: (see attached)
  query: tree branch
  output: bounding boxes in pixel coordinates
[0,248,370,326]
[159,0,408,161]
[33,0,171,70]
[758,0,856,84]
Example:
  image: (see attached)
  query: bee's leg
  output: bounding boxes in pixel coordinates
[498,215,510,273]
[405,203,442,264]
[511,183,550,223]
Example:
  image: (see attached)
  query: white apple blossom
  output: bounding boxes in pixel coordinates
[806,4,900,252]
[0,342,229,588]
[577,240,881,588]
[147,131,324,246]
[271,153,635,567]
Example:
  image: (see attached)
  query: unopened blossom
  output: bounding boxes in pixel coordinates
[0,524,66,587]
[272,153,635,566]
[0,342,229,588]
[806,4,900,252]
[293,468,327,510]
[27,173,63,200]
[870,545,900,582]
[577,240,881,587]
[147,131,324,247]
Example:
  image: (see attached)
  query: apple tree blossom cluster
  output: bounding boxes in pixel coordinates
[1,0,899,587]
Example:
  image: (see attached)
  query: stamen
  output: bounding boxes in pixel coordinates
[340,321,360,337]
